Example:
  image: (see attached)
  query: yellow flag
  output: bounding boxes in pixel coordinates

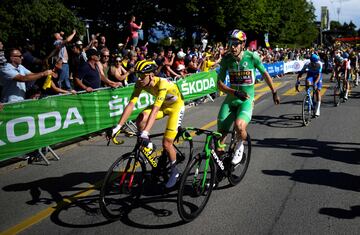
[42,74,52,89]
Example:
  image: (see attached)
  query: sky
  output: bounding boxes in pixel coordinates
[309,0,360,29]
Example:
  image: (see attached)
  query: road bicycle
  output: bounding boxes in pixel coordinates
[333,72,347,106]
[177,127,251,222]
[301,85,317,126]
[99,127,193,221]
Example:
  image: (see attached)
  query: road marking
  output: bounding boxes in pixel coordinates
[1,81,289,234]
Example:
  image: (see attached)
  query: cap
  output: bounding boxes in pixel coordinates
[86,48,100,58]
[75,40,83,45]
[177,51,186,59]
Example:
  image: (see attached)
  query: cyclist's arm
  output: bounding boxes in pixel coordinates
[117,101,135,126]
[142,105,160,133]
[263,71,277,94]
[217,80,248,99]
[117,86,141,126]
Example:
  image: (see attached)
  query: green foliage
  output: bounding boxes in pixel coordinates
[0,0,324,52]
[0,0,84,55]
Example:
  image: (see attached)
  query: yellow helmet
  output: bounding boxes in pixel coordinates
[134,60,157,74]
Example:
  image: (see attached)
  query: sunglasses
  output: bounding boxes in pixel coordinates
[102,55,109,57]
[136,73,150,80]
[12,54,23,58]
[229,40,244,47]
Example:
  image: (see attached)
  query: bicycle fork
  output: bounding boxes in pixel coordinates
[119,157,140,190]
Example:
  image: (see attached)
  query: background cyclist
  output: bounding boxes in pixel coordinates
[296,53,323,116]
[341,52,351,100]
[111,60,185,188]
[217,29,280,165]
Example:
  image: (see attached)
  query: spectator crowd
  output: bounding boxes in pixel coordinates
[0,15,359,104]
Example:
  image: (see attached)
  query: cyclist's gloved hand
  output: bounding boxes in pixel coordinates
[234,90,249,101]
[272,91,280,104]
[112,124,122,138]
[139,130,150,147]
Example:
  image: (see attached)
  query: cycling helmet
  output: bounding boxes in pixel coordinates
[342,52,349,59]
[134,60,157,74]
[335,55,343,64]
[310,53,320,63]
[229,29,247,41]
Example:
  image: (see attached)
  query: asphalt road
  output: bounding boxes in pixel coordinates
[1,74,359,235]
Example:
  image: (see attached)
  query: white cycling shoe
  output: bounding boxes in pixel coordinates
[232,141,244,165]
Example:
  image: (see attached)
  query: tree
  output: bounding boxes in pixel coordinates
[0,0,84,55]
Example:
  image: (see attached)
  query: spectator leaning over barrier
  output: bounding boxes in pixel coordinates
[109,55,129,87]
[187,55,202,74]
[0,48,56,103]
[42,59,77,96]
[164,48,181,78]
[75,48,102,92]
[99,48,111,83]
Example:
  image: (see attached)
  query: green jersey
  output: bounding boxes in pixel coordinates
[217,50,267,129]
[218,50,266,98]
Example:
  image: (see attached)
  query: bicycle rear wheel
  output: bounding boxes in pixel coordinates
[333,82,341,107]
[177,153,215,222]
[302,95,312,126]
[228,133,251,186]
[99,152,145,220]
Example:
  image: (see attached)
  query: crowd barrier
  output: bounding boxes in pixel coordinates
[0,60,305,161]
[0,71,217,161]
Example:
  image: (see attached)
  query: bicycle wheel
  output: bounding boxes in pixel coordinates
[302,95,312,126]
[228,133,251,186]
[177,153,215,222]
[333,82,341,107]
[99,152,145,220]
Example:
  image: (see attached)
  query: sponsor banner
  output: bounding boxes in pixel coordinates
[284,60,307,73]
[0,71,217,161]
[177,70,218,101]
[256,61,285,79]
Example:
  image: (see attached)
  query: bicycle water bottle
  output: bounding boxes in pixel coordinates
[143,141,156,156]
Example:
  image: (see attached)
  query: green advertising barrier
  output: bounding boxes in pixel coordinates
[0,71,218,161]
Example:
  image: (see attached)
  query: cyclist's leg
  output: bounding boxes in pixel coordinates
[136,105,164,131]
[344,71,350,100]
[217,96,236,152]
[163,103,185,188]
[315,77,322,116]
[232,99,253,164]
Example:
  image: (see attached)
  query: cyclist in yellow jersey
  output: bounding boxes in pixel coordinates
[111,60,185,188]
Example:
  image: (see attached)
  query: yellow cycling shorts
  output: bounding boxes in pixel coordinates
[141,100,185,139]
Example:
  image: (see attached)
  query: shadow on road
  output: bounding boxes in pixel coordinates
[319,205,360,219]
[262,169,360,192]
[2,171,187,229]
[253,137,360,165]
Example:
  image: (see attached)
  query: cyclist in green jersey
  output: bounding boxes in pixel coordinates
[217,29,280,165]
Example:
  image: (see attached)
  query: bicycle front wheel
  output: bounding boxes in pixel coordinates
[333,82,341,106]
[228,133,251,186]
[302,95,312,126]
[99,152,145,220]
[177,153,215,222]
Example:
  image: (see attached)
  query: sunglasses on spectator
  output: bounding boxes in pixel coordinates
[102,55,110,57]
[229,40,244,47]
[11,54,23,58]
